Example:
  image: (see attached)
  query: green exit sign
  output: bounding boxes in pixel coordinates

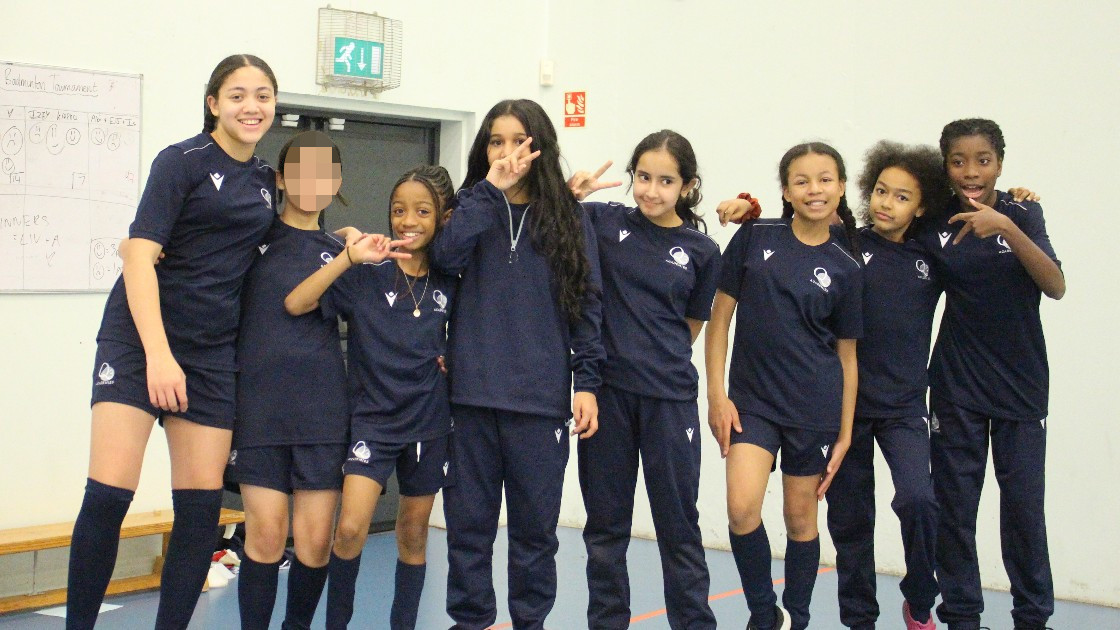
[332,37,384,79]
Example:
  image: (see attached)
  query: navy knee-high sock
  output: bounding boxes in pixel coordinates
[783,537,820,630]
[729,525,777,629]
[326,551,362,630]
[283,557,328,629]
[238,553,280,630]
[390,560,426,630]
[154,488,223,630]
[66,478,134,630]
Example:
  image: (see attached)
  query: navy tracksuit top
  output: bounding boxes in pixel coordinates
[584,201,720,401]
[97,133,276,370]
[429,179,605,419]
[855,227,943,419]
[918,191,1061,420]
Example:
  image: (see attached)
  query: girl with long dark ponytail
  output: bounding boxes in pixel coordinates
[68,54,279,629]
[707,141,863,630]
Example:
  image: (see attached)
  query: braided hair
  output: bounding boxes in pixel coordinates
[778,142,859,257]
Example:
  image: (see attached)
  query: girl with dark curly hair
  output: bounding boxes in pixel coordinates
[826,140,947,630]
[285,162,456,630]
[429,99,605,629]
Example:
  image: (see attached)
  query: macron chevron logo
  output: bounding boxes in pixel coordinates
[210,172,224,190]
[862,252,873,264]
[763,249,774,260]
[619,229,630,242]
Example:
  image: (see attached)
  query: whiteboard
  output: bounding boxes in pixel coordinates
[0,61,141,292]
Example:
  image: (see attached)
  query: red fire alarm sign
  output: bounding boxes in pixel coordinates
[564,91,586,127]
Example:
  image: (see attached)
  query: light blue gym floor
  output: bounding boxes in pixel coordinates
[2,526,1116,629]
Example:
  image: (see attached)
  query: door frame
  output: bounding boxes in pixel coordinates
[276,92,474,189]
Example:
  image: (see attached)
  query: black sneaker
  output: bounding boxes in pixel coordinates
[746,606,791,630]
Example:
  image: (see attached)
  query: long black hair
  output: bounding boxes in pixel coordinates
[778,142,859,257]
[202,54,277,133]
[857,140,948,238]
[625,129,706,232]
[461,99,593,323]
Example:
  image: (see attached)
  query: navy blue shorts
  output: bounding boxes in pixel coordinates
[225,443,347,493]
[343,434,452,497]
[90,339,236,429]
[731,413,837,476]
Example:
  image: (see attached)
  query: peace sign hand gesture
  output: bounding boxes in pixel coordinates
[949,197,1014,245]
[347,233,413,264]
[486,137,541,192]
[568,160,623,201]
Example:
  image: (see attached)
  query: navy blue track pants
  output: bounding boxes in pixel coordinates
[930,398,1053,630]
[443,405,569,630]
[578,385,715,630]
[825,415,939,629]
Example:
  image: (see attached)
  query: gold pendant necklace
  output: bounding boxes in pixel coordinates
[396,263,429,318]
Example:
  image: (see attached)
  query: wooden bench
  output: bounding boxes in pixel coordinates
[0,508,244,614]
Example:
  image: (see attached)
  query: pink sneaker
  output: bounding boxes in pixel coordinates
[904,601,936,630]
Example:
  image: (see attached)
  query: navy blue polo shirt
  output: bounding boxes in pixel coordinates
[234,219,349,448]
[319,260,456,443]
[917,191,1061,420]
[855,227,942,419]
[719,219,863,430]
[429,180,605,419]
[96,133,276,370]
[584,201,720,401]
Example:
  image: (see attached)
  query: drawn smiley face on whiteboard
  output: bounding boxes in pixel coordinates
[65,128,81,145]
[45,124,63,155]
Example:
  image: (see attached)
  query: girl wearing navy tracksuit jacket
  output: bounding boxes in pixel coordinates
[429,99,604,630]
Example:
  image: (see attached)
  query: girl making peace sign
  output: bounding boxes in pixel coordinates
[430,99,604,630]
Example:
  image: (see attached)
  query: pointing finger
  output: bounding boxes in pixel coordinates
[953,221,974,245]
[592,160,613,179]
